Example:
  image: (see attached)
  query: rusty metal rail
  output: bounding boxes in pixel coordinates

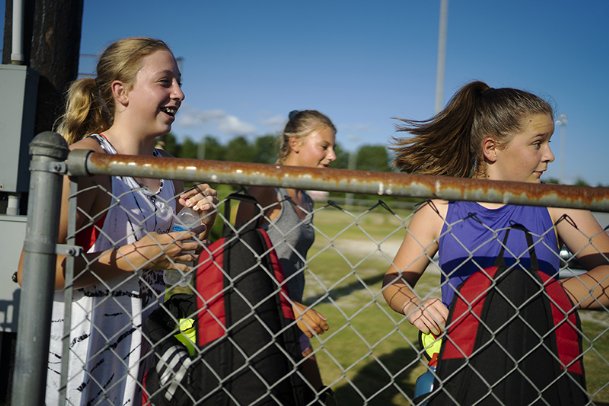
[66,150,609,212]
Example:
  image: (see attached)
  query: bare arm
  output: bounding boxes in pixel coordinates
[382,201,448,335]
[292,301,329,337]
[17,140,200,289]
[19,139,100,288]
[17,179,199,289]
[551,208,609,309]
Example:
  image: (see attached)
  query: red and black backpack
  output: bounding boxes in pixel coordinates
[428,225,587,405]
[142,194,314,405]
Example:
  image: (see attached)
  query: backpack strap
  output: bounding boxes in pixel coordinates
[503,223,540,272]
[494,228,511,269]
[222,192,263,234]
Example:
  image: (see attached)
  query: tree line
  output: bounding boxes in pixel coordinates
[159,133,394,172]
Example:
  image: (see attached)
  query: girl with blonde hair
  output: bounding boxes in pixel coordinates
[19,37,217,405]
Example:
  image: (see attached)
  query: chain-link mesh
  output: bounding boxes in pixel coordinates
[36,158,609,405]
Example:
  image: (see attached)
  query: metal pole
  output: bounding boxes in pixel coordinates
[11,0,25,64]
[345,150,357,206]
[12,132,68,406]
[556,114,568,184]
[434,0,448,113]
[197,136,206,160]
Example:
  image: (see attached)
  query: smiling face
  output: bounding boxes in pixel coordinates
[285,125,337,168]
[485,113,555,183]
[121,49,184,137]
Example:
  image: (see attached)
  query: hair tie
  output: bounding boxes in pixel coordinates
[288,110,300,121]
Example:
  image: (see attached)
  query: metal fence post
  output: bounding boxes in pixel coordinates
[11,132,68,406]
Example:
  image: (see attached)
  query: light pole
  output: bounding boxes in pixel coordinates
[435,0,449,114]
[345,148,358,207]
[197,136,206,160]
[556,114,568,184]
[345,135,361,207]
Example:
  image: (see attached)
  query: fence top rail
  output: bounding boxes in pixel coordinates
[66,150,609,212]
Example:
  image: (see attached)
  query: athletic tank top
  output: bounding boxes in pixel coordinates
[46,134,176,406]
[438,201,559,306]
[264,188,315,302]
[84,134,176,254]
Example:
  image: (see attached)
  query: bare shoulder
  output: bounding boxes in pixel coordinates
[235,186,277,226]
[66,137,110,205]
[549,206,609,253]
[69,136,104,153]
[415,199,448,220]
[548,207,602,230]
[409,199,446,239]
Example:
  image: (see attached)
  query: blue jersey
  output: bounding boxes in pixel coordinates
[438,201,560,306]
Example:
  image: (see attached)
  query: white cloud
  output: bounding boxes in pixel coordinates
[218,114,256,134]
[260,115,287,132]
[176,106,256,135]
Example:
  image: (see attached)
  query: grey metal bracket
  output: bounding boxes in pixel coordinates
[56,244,82,257]
[29,160,68,174]
[22,240,82,256]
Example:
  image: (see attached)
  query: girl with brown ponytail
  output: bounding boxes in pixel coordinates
[384,80,608,404]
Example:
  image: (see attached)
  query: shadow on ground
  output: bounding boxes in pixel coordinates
[330,347,419,405]
[305,273,386,306]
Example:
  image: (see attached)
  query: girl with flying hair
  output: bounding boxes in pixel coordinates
[383,81,609,404]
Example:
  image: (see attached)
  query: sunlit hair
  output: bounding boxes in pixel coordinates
[55,37,173,144]
[392,80,554,177]
[277,110,337,164]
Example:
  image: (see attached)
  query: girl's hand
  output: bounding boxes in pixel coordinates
[179,184,218,213]
[403,298,448,336]
[292,302,330,338]
[118,230,200,272]
[179,184,218,237]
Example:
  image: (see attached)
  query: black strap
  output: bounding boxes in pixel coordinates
[495,225,540,271]
[494,228,512,269]
[510,223,540,272]
[222,192,263,235]
[523,228,539,271]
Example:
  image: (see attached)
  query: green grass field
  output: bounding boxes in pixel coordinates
[303,203,609,405]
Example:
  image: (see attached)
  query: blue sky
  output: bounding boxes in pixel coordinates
[3,1,608,184]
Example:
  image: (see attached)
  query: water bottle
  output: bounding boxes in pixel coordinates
[414,331,441,405]
[163,206,204,289]
[413,361,436,405]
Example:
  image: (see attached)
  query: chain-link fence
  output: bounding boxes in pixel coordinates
[14,133,609,405]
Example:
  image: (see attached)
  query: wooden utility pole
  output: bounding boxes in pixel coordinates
[3,0,84,134]
[1,3,82,400]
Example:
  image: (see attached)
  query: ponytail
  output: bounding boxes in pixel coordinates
[55,78,111,144]
[392,80,552,178]
[392,81,489,177]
